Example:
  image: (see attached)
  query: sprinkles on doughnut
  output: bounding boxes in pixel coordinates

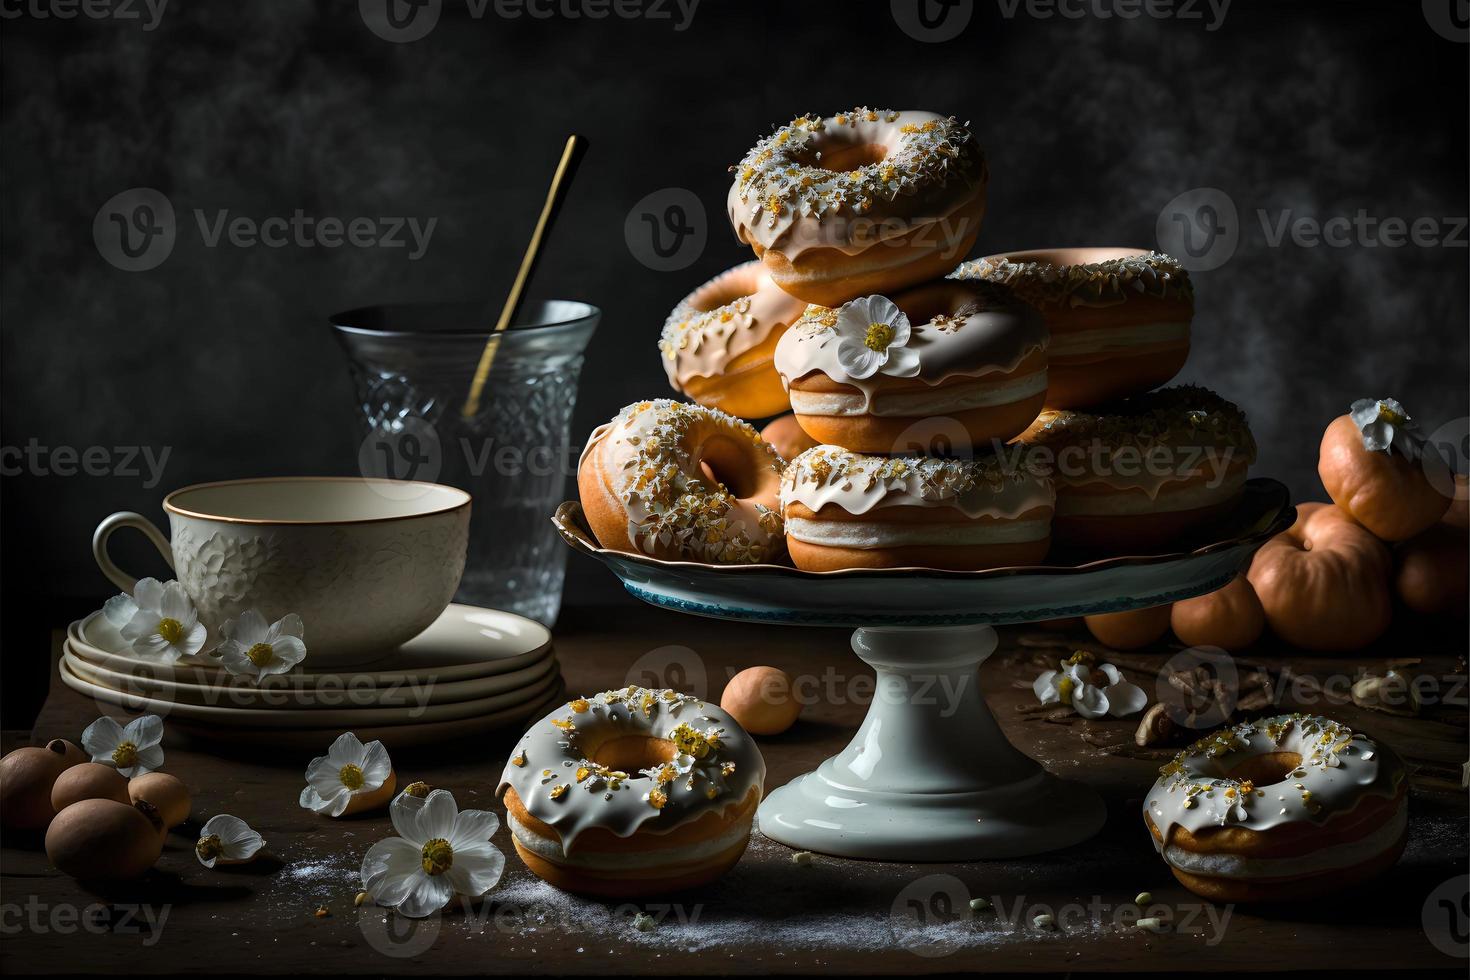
[577,400,785,564]
[497,687,766,897]
[728,108,988,306]
[1144,714,1407,903]
[659,260,807,420]
[780,446,1054,571]
[953,248,1192,409]
[775,281,1048,455]
[1020,385,1256,551]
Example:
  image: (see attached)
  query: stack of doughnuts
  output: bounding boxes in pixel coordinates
[575,105,1257,569]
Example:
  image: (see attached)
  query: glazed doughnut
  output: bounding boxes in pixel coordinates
[1020,385,1255,551]
[497,686,766,898]
[728,108,987,306]
[659,261,807,420]
[780,446,1054,571]
[953,249,1191,409]
[578,400,785,564]
[774,281,1048,455]
[1143,714,1407,903]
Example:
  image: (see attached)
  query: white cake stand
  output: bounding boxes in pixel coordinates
[552,479,1292,861]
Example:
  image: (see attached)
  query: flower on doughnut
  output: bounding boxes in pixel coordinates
[1349,396,1423,460]
[1032,650,1148,720]
[833,295,920,380]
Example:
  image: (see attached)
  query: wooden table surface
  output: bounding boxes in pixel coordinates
[2,604,1466,974]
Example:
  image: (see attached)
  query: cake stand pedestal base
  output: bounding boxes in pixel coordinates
[757,624,1106,860]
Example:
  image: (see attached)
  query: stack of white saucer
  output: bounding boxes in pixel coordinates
[59,603,564,750]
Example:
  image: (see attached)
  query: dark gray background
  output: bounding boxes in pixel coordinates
[2,0,1466,724]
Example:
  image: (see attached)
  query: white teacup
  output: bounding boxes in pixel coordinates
[93,477,471,666]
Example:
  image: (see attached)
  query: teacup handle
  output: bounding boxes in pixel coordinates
[92,511,174,593]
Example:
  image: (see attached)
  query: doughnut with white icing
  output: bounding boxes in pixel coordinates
[780,446,1055,571]
[774,281,1048,455]
[577,400,785,564]
[1019,385,1255,551]
[497,687,766,898]
[953,248,1191,409]
[1143,714,1407,903]
[729,108,987,306]
[659,261,807,420]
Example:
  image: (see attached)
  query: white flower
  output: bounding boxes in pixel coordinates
[1349,397,1422,460]
[114,578,208,661]
[832,295,920,380]
[1032,660,1148,720]
[81,714,164,776]
[196,814,265,867]
[360,789,505,919]
[299,732,393,817]
[215,610,307,680]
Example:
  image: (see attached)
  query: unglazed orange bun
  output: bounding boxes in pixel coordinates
[780,446,1054,571]
[775,282,1047,455]
[1170,575,1266,650]
[720,667,802,736]
[1144,714,1407,903]
[1084,605,1172,650]
[760,413,821,462]
[728,108,987,307]
[1021,386,1256,552]
[659,261,807,420]
[578,400,786,564]
[953,249,1191,409]
[1318,400,1452,542]
[497,687,765,898]
[1394,523,1468,617]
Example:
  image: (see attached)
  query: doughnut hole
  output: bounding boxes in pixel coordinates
[721,666,802,736]
[698,436,762,498]
[1225,751,1304,787]
[589,736,676,775]
[810,142,888,172]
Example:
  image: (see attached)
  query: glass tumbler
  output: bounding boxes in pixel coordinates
[331,301,599,625]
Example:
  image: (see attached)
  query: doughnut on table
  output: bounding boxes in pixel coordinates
[552,478,1294,861]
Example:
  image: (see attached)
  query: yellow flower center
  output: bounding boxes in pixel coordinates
[1057,677,1075,704]
[246,642,274,667]
[1377,401,1406,426]
[112,741,138,767]
[156,618,185,645]
[404,781,431,798]
[421,838,453,875]
[196,834,223,861]
[864,322,896,352]
[339,764,365,791]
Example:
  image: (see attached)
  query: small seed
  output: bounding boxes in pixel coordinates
[355,892,370,907]
[1137,916,1166,933]
[1134,891,1152,906]
[314,905,330,918]
[632,912,655,932]
[1032,913,1055,930]
[969,897,990,911]
[791,850,813,866]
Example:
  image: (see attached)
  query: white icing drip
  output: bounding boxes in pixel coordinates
[781,446,1054,521]
[1160,803,1406,880]
[508,808,753,871]
[1144,715,1406,846]
[788,369,1047,418]
[786,516,1050,549]
[497,687,766,855]
[1055,468,1246,515]
[1047,321,1189,359]
[775,281,1047,414]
